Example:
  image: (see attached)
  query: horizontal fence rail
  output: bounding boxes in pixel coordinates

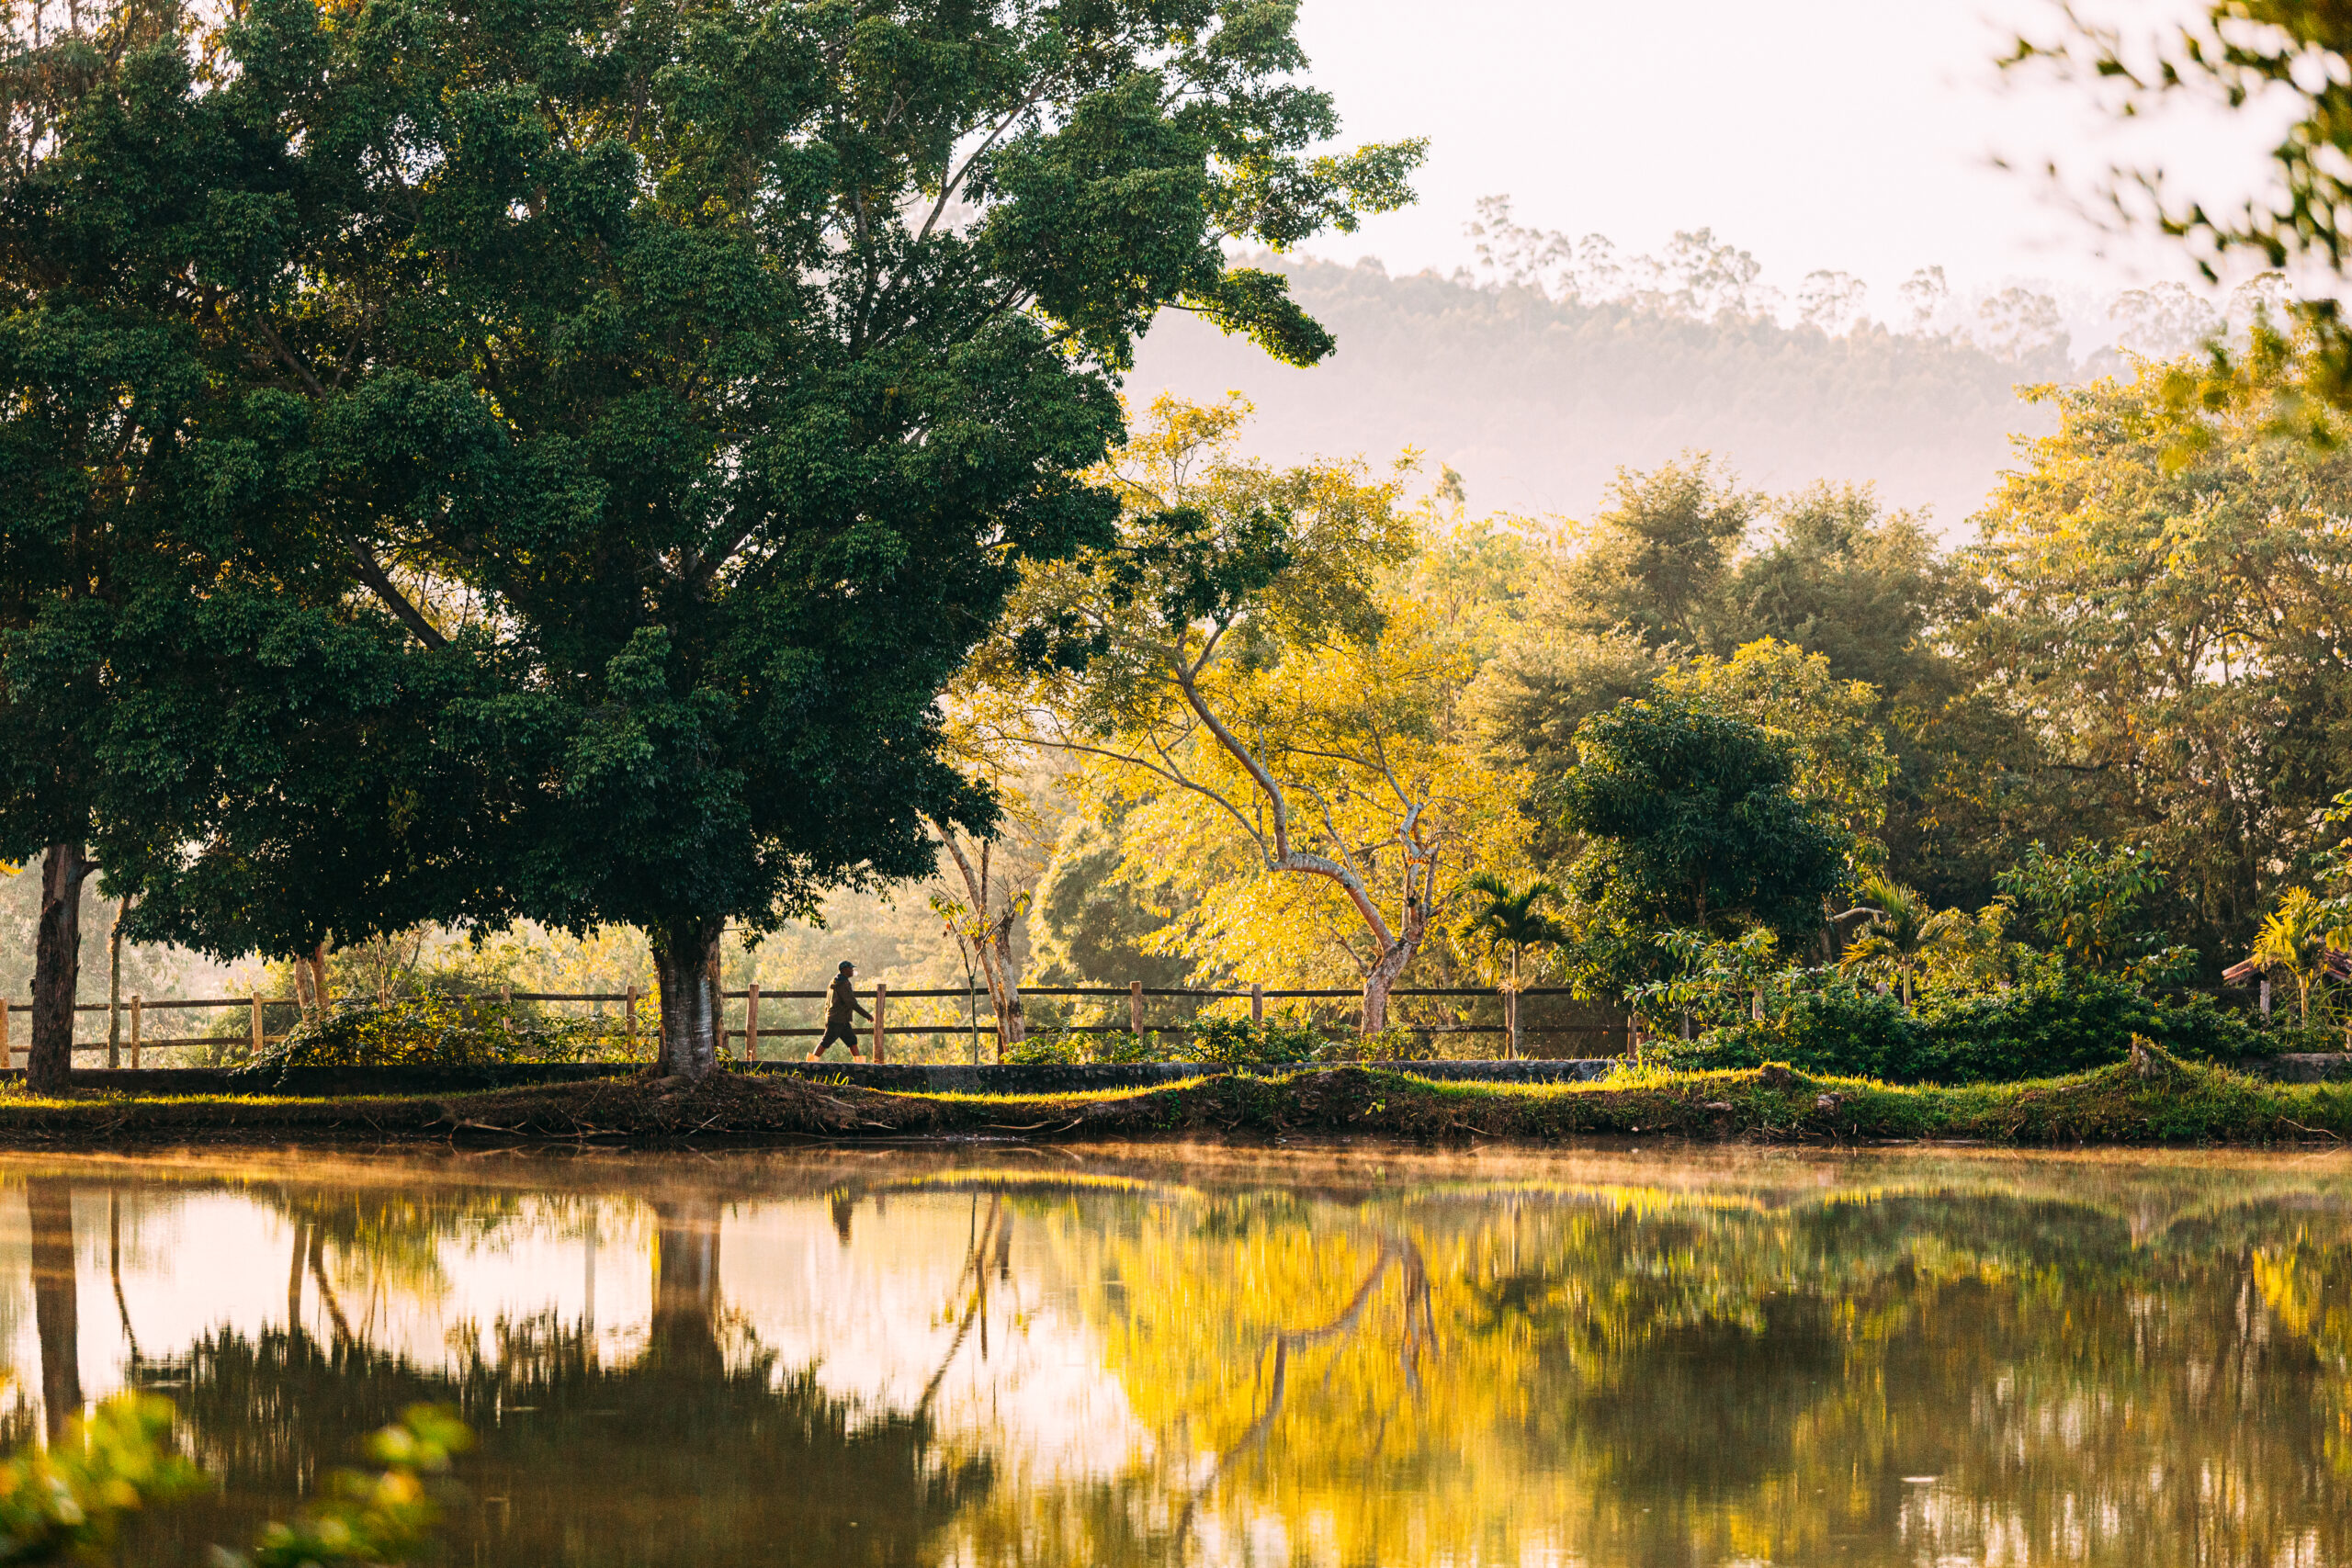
[0,979,1627,1068]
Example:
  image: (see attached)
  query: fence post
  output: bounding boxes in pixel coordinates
[2,997,10,1070]
[2260,977,2272,1016]
[250,993,264,1055]
[130,996,141,1070]
[500,985,512,1010]
[1130,979,1144,1039]
[1750,986,1763,1022]
[872,982,888,1063]
[626,986,638,1055]
[1505,987,1519,1060]
[108,988,120,1070]
[1250,984,1263,1024]
[746,983,760,1062]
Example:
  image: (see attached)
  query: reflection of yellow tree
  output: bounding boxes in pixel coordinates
[960,1174,2352,1568]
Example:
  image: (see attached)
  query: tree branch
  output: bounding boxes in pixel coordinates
[347,542,449,649]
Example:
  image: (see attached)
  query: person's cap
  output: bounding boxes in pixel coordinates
[838,960,854,972]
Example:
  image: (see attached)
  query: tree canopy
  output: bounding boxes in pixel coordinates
[0,0,1423,1078]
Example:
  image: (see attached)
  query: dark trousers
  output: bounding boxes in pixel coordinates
[816,1021,862,1056]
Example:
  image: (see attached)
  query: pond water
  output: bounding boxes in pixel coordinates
[2,1142,2349,1566]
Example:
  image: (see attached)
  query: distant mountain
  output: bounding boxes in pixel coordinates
[1128,255,2060,530]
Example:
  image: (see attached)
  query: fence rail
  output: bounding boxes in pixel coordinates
[0,978,1625,1068]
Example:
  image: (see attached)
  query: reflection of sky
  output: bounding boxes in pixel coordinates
[0,1179,1143,1482]
[724,1199,1145,1473]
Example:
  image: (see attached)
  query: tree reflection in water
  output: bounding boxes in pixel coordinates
[4,1153,2352,1567]
[119,1188,986,1568]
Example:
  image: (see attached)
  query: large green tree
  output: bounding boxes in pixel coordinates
[0,0,523,1088]
[1555,694,1853,996]
[0,0,1422,1079]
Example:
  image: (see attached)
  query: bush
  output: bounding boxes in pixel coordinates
[1655,964,2280,1084]
[1921,969,2270,1082]
[1648,979,1924,1078]
[238,997,619,1080]
[1005,1033,1084,1066]
[1089,1032,1159,1065]
[1183,1016,1325,1067]
[1314,1024,1440,1063]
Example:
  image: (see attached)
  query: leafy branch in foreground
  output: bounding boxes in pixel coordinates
[0,1395,466,1568]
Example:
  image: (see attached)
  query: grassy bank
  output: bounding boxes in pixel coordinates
[0,1046,2344,1146]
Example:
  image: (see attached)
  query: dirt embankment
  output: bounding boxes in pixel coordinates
[0,1049,2346,1148]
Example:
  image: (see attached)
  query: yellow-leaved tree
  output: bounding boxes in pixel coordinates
[963,396,1521,1031]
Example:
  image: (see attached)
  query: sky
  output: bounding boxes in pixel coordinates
[1280,0,2278,311]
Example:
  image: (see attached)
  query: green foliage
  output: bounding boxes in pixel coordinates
[0,0,1421,1078]
[1557,694,1854,981]
[0,1395,200,1565]
[220,1406,469,1568]
[1628,926,1788,1032]
[1183,1016,1325,1068]
[1451,873,1567,985]
[1544,457,1756,648]
[2249,887,2350,1022]
[1087,1032,1159,1066]
[1661,962,2275,1084]
[1025,819,1192,1017]
[1004,1034,1084,1067]
[0,1399,462,1568]
[1997,841,2195,984]
[1312,1025,1438,1064]
[240,998,627,1078]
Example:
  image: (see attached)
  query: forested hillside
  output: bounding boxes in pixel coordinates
[1130,254,2060,525]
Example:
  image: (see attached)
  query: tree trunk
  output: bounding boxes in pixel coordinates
[107,897,126,1067]
[29,843,92,1093]
[1362,941,1414,1035]
[28,1177,79,1442]
[650,919,723,1079]
[936,828,1027,1046]
[645,1194,724,1380]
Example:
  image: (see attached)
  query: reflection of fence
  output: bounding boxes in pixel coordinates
[0,981,1627,1068]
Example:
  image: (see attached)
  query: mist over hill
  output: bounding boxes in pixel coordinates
[1129,254,2063,528]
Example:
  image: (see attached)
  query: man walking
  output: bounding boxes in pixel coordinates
[817,961,868,1060]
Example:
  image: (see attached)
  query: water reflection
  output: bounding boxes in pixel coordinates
[0,1145,2344,1565]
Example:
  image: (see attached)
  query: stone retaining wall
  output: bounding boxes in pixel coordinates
[12,1052,2344,1098]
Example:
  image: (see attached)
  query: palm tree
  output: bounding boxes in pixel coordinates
[2250,887,2349,1022]
[1834,874,1964,1008]
[1454,874,1569,994]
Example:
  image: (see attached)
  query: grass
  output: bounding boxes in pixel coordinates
[0,1045,2343,1146]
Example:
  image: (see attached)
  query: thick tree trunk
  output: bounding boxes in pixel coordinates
[28,1178,79,1442]
[29,843,92,1093]
[645,1194,723,1380]
[650,919,723,1079]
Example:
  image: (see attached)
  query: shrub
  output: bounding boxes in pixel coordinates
[1088,1032,1159,1065]
[1183,1016,1325,1067]
[1657,964,2278,1084]
[238,997,620,1080]
[1920,968,2270,1082]
[1314,1025,1440,1063]
[1005,1033,1084,1066]
[1649,978,1924,1078]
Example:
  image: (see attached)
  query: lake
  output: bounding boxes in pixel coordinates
[1,1142,2347,1566]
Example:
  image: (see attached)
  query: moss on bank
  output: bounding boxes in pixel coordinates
[0,1047,2343,1146]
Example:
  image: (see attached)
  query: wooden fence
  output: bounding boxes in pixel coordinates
[0,982,1627,1068]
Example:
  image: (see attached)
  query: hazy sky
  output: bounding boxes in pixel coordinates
[1284,0,2265,309]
